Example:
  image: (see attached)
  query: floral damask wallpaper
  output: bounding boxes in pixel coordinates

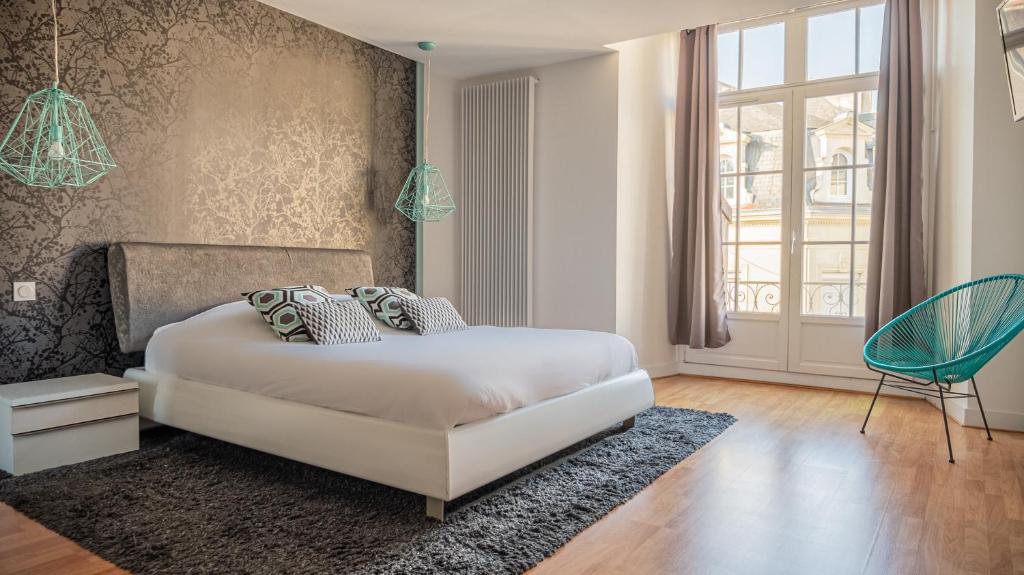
[0,0,416,383]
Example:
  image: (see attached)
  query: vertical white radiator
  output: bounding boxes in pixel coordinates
[461,76,537,327]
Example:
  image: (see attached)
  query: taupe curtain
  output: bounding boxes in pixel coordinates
[670,26,730,349]
[865,0,927,339]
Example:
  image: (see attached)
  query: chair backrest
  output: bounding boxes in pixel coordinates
[866,274,1024,382]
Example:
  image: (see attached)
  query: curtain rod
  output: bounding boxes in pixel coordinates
[718,0,851,26]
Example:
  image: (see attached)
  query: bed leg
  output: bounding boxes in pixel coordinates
[621,416,636,431]
[426,496,445,522]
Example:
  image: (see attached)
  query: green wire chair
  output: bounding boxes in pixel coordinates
[862,274,1024,463]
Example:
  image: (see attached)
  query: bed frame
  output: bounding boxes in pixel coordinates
[108,242,654,520]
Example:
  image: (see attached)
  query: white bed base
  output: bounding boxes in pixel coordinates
[124,368,654,520]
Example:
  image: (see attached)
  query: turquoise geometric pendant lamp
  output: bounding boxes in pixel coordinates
[395,41,455,222]
[0,0,116,188]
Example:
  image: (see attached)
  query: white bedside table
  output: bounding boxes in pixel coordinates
[0,373,139,475]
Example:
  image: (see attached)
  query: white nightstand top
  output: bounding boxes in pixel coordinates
[0,373,138,407]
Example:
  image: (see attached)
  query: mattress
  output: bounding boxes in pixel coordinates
[145,300,639,429]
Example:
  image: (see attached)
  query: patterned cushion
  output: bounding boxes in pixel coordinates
[243,285,331,342]
[346,286,419,330]
[293,299,381,345]
[400,297,467,335]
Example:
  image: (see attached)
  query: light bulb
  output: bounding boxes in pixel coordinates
[47,139,65,160]
[421,182,431,204]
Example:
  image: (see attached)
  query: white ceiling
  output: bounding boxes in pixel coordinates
[259,0,817,78]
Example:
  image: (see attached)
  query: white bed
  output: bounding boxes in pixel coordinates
[144,299,641,430]
[110,242,654,520]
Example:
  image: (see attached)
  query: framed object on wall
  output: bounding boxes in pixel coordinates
[999,0,1024,121]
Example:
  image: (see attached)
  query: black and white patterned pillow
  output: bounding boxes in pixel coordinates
[400,297,467,335]
[293,299,381,345]
[243,285,331,342]
[346,286,418,330]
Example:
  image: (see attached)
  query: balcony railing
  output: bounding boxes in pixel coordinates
[802,281,866,317]
[725,281,866,317]
[726,281,781,313]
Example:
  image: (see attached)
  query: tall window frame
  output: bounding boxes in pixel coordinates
[717,0,883,319]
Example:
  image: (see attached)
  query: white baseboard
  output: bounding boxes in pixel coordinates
[641,360,680,379]
[923,393,1024,432]
[675,361,1024,432]
[962,406,1024,432]
[935,400,1024,432]
[676,361,919,397]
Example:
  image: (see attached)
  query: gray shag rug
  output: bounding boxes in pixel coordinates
[0,406,734,574]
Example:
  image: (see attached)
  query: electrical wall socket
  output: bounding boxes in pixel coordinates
[13,282,36,302]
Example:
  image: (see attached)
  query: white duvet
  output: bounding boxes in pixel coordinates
[145,300,639,429]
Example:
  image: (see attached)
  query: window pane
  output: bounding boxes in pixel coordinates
[719,106,739,244]
[740,102,784,173]
[807,9,856,80]
[853,243,868,317]
[804,170,853,242]
[741,23,785,89]
[720,104,737,158]
[736,245,781,313]
[720,156,737,175]
[854,167,873,241]
[858,4,885,73]
[739,174,783,242]
[803,244,852,316]
[719,106,739,167]
[721,176,738,242]
[718,31,739,92]
[805,93,855,169]
[856,91,877,164]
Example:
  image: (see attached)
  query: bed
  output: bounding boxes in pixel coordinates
[109,242,654,520]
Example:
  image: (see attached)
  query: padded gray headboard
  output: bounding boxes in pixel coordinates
[108,242,374,353]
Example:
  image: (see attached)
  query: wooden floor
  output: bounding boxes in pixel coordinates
[2,375,1022,574]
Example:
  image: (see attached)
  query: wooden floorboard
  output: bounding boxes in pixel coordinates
[1,375,1021,574]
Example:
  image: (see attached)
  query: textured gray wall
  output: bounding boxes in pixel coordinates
[0,0,416,383]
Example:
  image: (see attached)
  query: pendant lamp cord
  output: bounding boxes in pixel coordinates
[423,51,430,163]
[51,0,59,86]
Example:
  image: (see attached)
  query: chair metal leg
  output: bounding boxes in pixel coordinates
[937,384,956,464]
[861,374,885,434]
[970,377,993,441]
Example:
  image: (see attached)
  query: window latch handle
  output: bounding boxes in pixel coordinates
[791,230,797,255]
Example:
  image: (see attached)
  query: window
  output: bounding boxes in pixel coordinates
[717,1,883,318]
[830,153,850,196]
[807,4,886,80]
[803,90,876,316]
[742,23,786,89]
[720,156,737,199]
[720,101,784,313]
[717,24,785,92]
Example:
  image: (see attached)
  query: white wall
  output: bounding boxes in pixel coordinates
[421,1,1024,413]
[531,55,620,331]
[614,33,680,376]
[963,0,1024,431]
[421,71,461,304]
[932,0,1024,431]
[421,38,683,372]
[931,0,976,418]
[933,0,974,294]
[420,54,620,333]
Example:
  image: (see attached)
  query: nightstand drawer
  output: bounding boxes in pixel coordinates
[7,414,139,475]
[10,390,139,434]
